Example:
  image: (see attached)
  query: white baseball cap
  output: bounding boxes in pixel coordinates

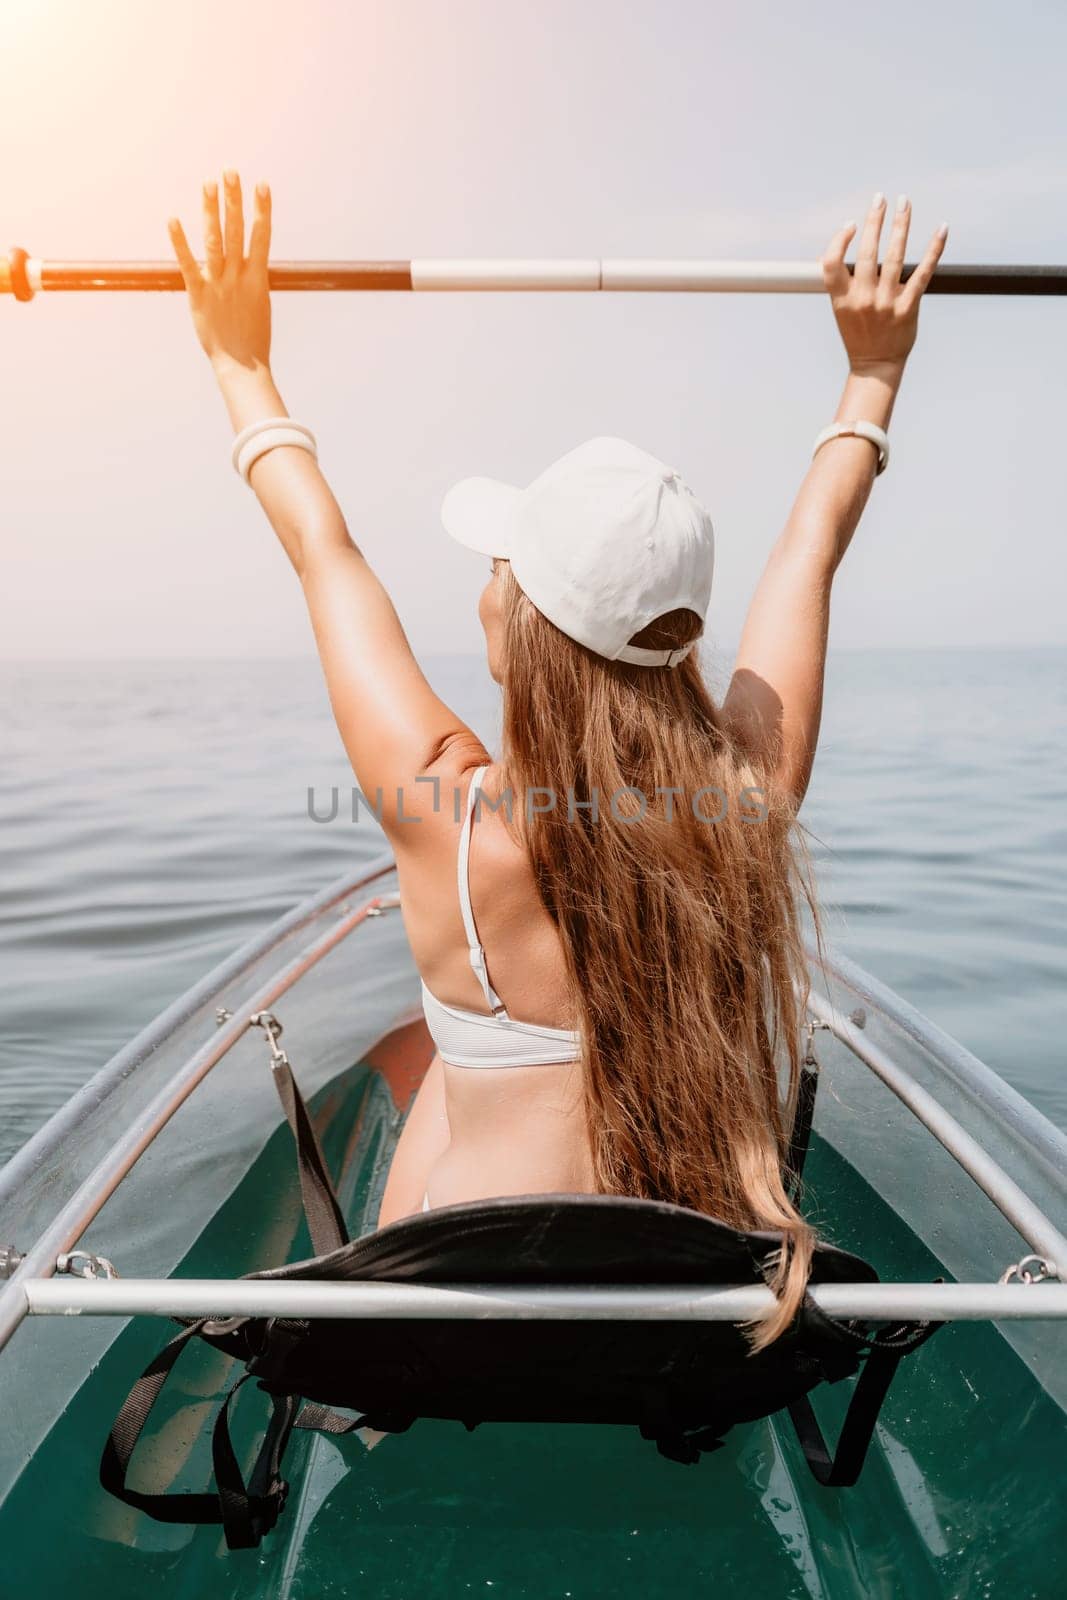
[441,435,714,667]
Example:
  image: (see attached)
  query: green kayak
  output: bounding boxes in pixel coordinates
[1,853,1065,1599]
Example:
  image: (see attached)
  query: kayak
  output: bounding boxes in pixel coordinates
[1,850,1064,1599]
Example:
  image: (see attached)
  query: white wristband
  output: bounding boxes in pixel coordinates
[236,428,318,484]
[812,420,889,476]
[231,417,318,485]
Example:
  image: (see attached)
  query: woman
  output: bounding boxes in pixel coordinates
[169,180,946,1344]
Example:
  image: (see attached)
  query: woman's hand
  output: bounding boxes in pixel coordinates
[168,170,272,375]
[822,193,948,379]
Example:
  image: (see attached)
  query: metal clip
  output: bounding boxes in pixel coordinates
[250,1010,291,1071]
[215,1006,233,1026]
[803,1017,830,1067]
[56,1250,119,1280]
[0,1245,25,1280]
[999,1254,1059,1286]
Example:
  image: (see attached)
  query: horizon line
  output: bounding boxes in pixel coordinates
[0,642,1064,667]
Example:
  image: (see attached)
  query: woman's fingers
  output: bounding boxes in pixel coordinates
[902,223,950,307]
[202,180,224,278]
[167,217,202,294]
[826,188,943,367]
[170,170,273,369]
[248,181,272,276]
[222,169,244,267]
[854,192,886,283]
[879,194,911,293]
[821,220,857,297]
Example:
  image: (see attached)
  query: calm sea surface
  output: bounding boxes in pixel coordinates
[1,648,1064,1167]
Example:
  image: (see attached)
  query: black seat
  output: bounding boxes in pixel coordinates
[101,1052,939,1550]
[248,1195,880,1435]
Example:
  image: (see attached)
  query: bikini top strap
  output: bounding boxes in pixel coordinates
[457,766,509,1019]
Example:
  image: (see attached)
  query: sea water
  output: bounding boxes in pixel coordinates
[1,646,1064,1166]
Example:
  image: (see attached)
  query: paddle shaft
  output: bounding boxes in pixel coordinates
[3,252,1067,297]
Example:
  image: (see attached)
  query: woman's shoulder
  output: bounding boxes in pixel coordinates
[430,736,497,809]
[390,735,495,849]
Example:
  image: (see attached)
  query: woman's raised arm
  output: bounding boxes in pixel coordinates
[167,171,485,838]
[722,192,948,807]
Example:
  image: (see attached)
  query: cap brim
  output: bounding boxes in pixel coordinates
[441,475,521,559]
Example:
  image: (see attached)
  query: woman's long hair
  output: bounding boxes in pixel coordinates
[496,562,823,1348]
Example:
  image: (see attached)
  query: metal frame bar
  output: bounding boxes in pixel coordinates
[0,854,394,1217]
[4,254,1067,297]
[22,1276,1067,1323]
[0,883,397,1357]
[805,990,1067,1269]
[806,941,1067,1183]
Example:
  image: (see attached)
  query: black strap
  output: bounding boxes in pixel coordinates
[268,1054,349,1256]
[210,1390,371,1547]
[784,1061,819,1198]
[295,1401,369,1435]
[100,1320,224,1525]
[210,1376,297,1548]
[100,1320,291,1544]
[99,1318,359,1549]
[100,1049,356,1545]
[787,1319,940,1486]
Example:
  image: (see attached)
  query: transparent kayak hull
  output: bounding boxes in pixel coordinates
[1,856,1065,1598]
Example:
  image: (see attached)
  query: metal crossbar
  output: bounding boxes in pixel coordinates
[22,1277,1067,1322]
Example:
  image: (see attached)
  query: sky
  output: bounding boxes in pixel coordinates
[1,0,1066,659]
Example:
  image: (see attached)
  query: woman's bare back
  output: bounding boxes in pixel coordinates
[379,762,595,1220]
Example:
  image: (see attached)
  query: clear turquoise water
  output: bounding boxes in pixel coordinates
[2,646,1064,1166]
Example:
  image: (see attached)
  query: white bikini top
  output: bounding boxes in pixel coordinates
[420,765,581,1069]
